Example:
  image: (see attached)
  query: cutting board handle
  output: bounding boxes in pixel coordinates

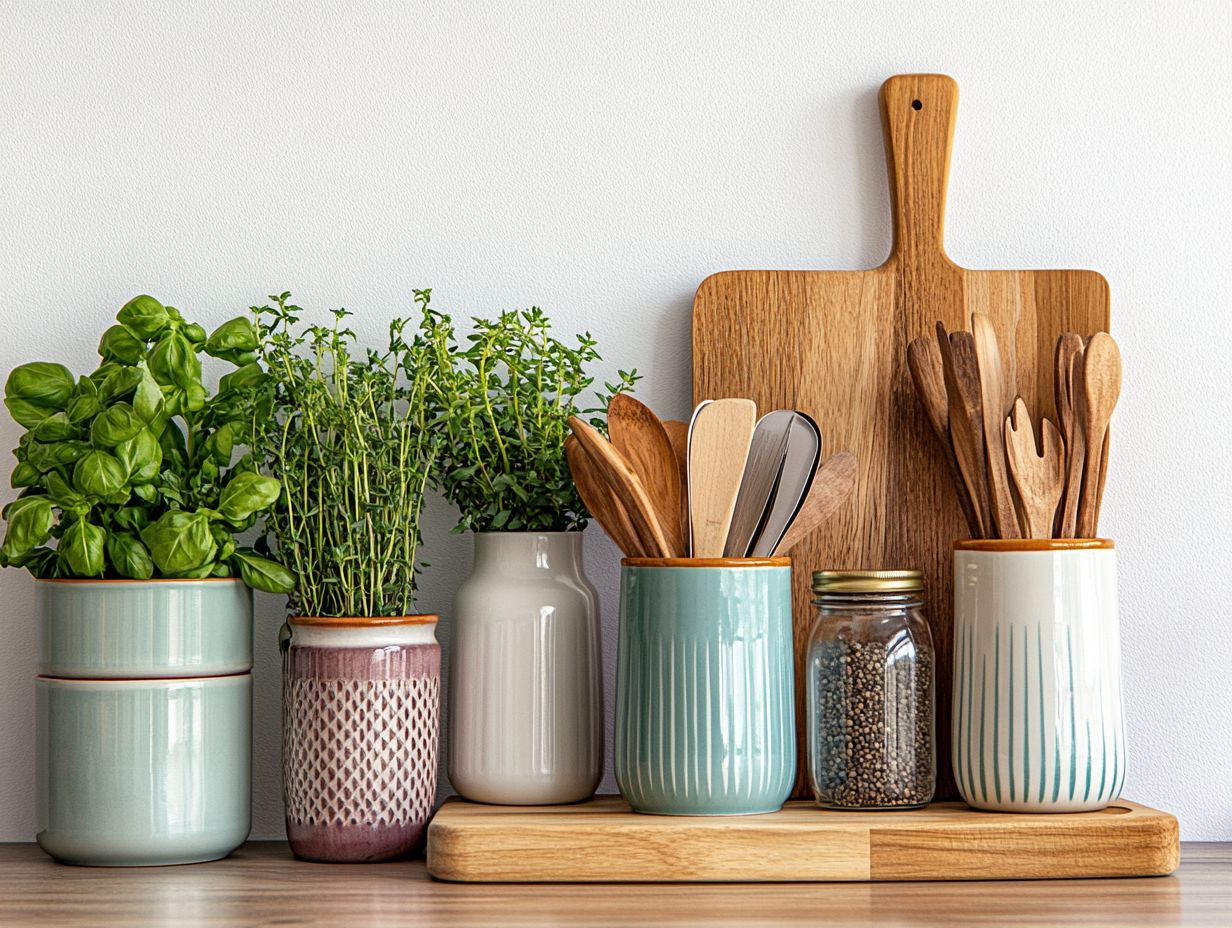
[880,74,959,265]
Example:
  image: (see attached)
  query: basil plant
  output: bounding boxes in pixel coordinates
[0,295,294,592]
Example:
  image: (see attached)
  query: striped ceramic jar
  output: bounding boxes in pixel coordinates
[952,540,1125,812]
[615,558,796,816]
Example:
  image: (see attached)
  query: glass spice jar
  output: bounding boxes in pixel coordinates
[806,570,935,810]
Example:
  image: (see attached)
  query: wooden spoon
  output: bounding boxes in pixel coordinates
[724,410,794,557]
[688,398,757,557]
[971,313,1021,539]
[907,335,981,538]
[565,435,642,556]
[1004,398,1066,539]
[607,394,686,557]
[937,323,990,538]
[773,451,858,555]
[662,419,690,543]
[1054,333,1085,537]
[567,417,673,557]
[1077,332,1121,537]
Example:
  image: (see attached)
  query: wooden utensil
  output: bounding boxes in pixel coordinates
[607,394,687,557]
[1054,333,1085,537]
[565,435,642,556]
[684,400,713,555]
[971,313,1020,538]
[1003,399,1066,539]
[662,419,690,543]
[907,335,982,537]
[692,73,1110,798]
[724,410,794,557]
[1077,332,1121,537]
[937,325,991,538]
[687,398,757,557]
[749,412,823,557]
[773,451,858,555]
[567,417,673,557]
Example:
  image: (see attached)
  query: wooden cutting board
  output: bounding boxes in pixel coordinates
[427,797,1177,882]
[691,74,1110,799]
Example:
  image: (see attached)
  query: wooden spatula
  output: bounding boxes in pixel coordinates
[662,419,690,544]
[1077,332,1121,537]
[1004,399,1066,539]
[937,324,990,538]
[688,398,757,557]
[724,410,794,557]
[567,417,673,557]
[565,435,642,556]
[774,451,858,555]
[1054,333,1085,537]
[607,394,686,557]
[749,412,822,558]
[971,313,1021,538]
[907,335,981,538]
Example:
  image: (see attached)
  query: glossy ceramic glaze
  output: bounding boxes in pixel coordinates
[39,579,252,678]
[37,674,251,866]
[615,559,796,815]
[282,617,441,862]
[953,541,1124,812]
[448,532,603,805]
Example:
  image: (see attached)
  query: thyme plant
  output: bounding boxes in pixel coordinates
[249,294,440,618]
[418,290,638,533]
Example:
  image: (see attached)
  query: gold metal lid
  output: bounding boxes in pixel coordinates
[811,569,923,593]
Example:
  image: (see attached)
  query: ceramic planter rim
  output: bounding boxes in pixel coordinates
[953,539,1113,553]
[36,577,246,585]
[36,671,250,686]
[288,614,439,627]
[621,556,790,569]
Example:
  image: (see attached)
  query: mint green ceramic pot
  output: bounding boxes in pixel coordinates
[36,579,253,866]
[615,558,796,815]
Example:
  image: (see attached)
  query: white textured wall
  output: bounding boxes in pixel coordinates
[1,0,1229,842]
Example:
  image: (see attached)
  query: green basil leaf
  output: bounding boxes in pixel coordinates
[216,472,280,523]
[89,402,144,447]
[26,440,91,473]
[98,325,146,364]
[4,397,55,428]
[0,496,55,559]
[148,332,202,391]
[210,423,234,467]
[205,317,260,358]
[218,362,264,395]
[113,506,150,534]
[117,295,170,340]
[132,365,166,429]
[98,365,143,402]
[140,510,217,575]
[31,411,75,442]
[184,381,207,411]
[106,531,154,580]
[72,450,127,498]
[66,392,102,424]
[183,323,208,345]
[45,471,85,508]
[115,429,162,484]
[4,362,75,409]
[59,518,106,577]
[232,549,295,594]
[10,462,39,488]
[132,483,158,503]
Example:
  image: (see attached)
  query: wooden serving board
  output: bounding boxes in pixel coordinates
[427,797,1178,883]
[691,74,1110,799]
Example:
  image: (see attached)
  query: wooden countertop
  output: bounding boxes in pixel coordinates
[1,842,1226,927]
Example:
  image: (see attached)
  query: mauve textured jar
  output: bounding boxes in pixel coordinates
[281,616,441,862]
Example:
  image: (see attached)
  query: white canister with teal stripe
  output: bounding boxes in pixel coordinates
[952,540,1124,813]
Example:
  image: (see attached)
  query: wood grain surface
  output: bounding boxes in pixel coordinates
[427,796,1177,883]
[691,74,1110,798]
[1,840,1226,927]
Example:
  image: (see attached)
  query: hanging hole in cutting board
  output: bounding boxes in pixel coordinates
[912,99,923,110]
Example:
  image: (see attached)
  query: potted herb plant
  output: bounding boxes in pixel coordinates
[1,294,292,866]
[249,293,442,862]
[419,290,638,805]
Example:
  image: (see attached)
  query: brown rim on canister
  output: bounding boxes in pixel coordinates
[289,615,440,627]
[954,539,1114,552]
[621,557,790,568]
